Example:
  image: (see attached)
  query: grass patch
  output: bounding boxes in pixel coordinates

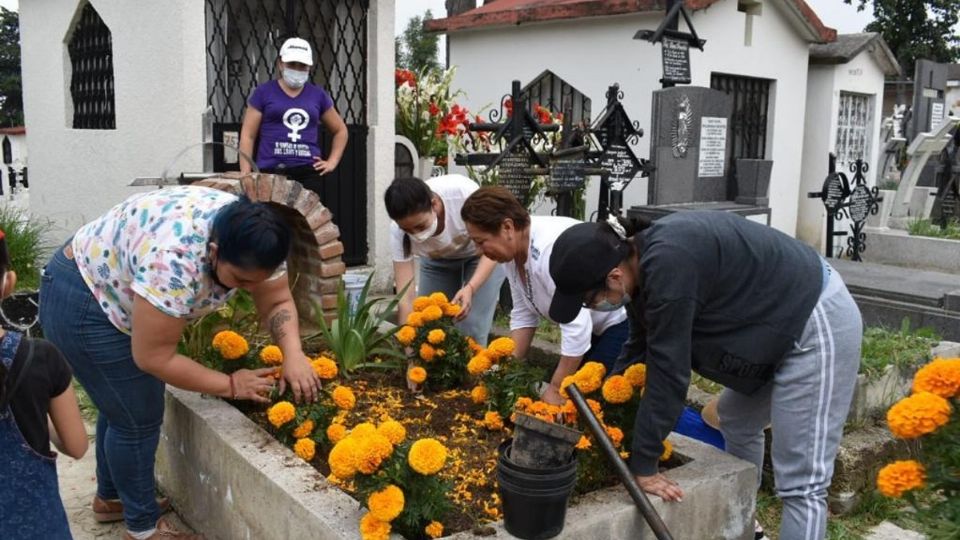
[907,218,960,240]
[0,205,52,290]
[860,320,939,379]
[493,310,561,345]
[73,379,98,423]
[691,372,723,394]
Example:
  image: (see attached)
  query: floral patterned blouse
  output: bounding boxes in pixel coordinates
[72,186,239,334]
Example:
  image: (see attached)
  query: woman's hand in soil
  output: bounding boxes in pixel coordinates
[231,368,277,403]
[634,473,684,502]
[280,354,321,403]
[540,383,564,405]
[451,285,473,321]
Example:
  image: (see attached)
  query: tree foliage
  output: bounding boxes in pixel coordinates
[396,10,439,74]
[0,7,22,127]
[844,0,960,77]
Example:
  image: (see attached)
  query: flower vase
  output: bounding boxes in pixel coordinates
[418,156,435,180]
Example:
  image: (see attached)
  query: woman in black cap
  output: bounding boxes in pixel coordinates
[548,212,861,540]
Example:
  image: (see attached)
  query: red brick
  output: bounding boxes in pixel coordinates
[320,293,338,310]
[272,177,292,205]
[306,206,333,230]
[240,175,257,199]
[292,189,321,216]
[318,241,344,259]
[317,277,341,294]
[313,222,340,246]
[255,174,275,202]
[320,260,346,278]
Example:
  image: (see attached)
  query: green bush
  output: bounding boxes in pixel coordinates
[860,319,939,379]
[0,205,51,290]
[907,218,960,240]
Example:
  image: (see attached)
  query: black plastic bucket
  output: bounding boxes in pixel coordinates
[497,441,578,540]
[497,439,577,476]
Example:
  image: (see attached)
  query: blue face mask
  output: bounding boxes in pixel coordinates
[590,282,630,312]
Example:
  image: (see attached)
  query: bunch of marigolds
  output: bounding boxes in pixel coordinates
[395,292,474,390]
[875,357,960,539]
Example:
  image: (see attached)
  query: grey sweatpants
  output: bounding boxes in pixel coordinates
[718,265,862,540]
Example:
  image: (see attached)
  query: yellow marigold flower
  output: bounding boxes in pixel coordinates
[660,440,673,462]
[367,484,405,522]
[877,460,926,498]
[576,373,603,394]
[575,435,592,450]
[413,296,434,312]
[586,399,604,419]
[406,311,424,327]
[294,438,316,461]
[514,396,534,411]
[311,356,339,379]
[602,375,634,404]
[408,366,427,384]
[408,438,448,475]
[332,386,356,410]
[427,329,446,345]
[351,422,378,438]
[419,343,436,362]
[395,325,417,346]
[421,305,443,322]
[212,330,249,360]
[470,385,489,404]
[428,291,449,305]
[327,423,347,443]
[292,420,315,439]
[624,363,647,388]
[886,391,952,439]
[259,345,283,366]
[912,357,960,398]
[355,433,394,474]
[425,521,444,538]
[561,400,577,424]
[558,375,576,398]
[466,337,482,353]
[266,401,296,428]
[377,420,406,445]
[467,353,492,375]
[359,512,391,540]
[483,411,504,431]
[442,302,462,317]
[606,426,624,447]
[580,361,607,380]
[487,337,516,359]
[328,437,359,479]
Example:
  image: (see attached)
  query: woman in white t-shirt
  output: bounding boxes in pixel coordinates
[385,175,506,345]
[460,186,629,404]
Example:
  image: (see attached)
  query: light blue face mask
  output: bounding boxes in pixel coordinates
[590,282,630,312]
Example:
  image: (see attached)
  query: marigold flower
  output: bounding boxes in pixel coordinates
[470,385,489,404]
[408,438,448,475]
[328,437,359,479]
[586,399,603,420]
[605,426,624,447]
[267,401,296,428]
[624,363,647,388]
[575,435,592,450]
[407,366,428,384]
[486,337,516,359]
[442,302,462,317]
[912,357,960,398]
[514,397,534,411]
[406,312,424,327]
[660,440,673,462]
[561,400,577,424]
[327,423,347,443]
[311,356,338,379]
[395,325,417,346]
[377,420,406,445]
[259,345,283,366]
[351,422,378,438]
[420,305,443,322]
[580,361,607,380]
[359,512,391,540]
[212,330,249,360]
[412,296,433,312]
[427,329,446,345]
[292,420,314,439]
[294,438,316,461]
[425,521,444,538]
[356,433,394,474]
[367,485,405,522]
[877,460,926,498]
[466,337,482,353]
[333,386,356,410]
[602,375,634,404]
[419,343,437,362]
[428,292,449,306]
[467,353,492,375]
[886,391,952,439]
[483,411,504,431]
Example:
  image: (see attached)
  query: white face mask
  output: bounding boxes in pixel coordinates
[410,215,438,243]
[282,68,309,89]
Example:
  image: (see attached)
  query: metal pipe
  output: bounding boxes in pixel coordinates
[567,383,674,540]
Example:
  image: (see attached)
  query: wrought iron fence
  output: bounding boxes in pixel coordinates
[67,3,116,130]
[710,73,770,160]
[521,70,592,125]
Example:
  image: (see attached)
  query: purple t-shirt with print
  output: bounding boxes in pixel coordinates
[248,80,335,170]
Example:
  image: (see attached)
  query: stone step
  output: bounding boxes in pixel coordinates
[865,521,926,540]
[830,259,960,309]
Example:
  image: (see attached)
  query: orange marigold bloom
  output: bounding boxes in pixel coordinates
[579,361,607,380]
[328,437,359,479]
[326,423,347,443]
[419,343,437,362]
[406,312,424,328]
[408,366,427,384]
[624,363,647,388]
[466,337,483,353]
[428,292,449,306]
[514,397,534,411]
[877,460,926,498]
[408,438,448,475]
[427,329,446,345]
[294,438,316,461]
[395,325,417,346]
[266,401,295,428]
[575,435,592,450]
[311,356,339,379]
[470,385,489,404]
[359,512,391,540]
[442,302,462,317]
[412,296,433,312]
[602,375,634,404]
[586,399,604,420]
[351,422,378,438]
[212,330,249,360]
[483,411,504,431]
[660,440,673,461]
[886,391,952,439]
[367,484,405,522]
[425,521,444,538]
[561,400,577,424]
[292,420,315,439]
[420,305,444,322]
[486,337,516,360]
[377,420,407,445]
[332,386,357,410]
[467,353,492,375]
[355,433,394,474]
[605,426,624,447]
[912,357,960,398]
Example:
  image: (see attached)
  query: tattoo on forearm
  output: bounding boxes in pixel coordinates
[269,309,292,341]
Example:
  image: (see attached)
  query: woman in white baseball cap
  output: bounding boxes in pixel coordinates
[239,36,348,195]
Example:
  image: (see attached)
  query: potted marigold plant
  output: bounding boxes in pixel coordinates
[875,357,960,539]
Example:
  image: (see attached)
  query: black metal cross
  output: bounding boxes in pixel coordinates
[634,0,706,89]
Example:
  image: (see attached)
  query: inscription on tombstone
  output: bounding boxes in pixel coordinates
[498,147,536,202]
[848,184,873,222]
[600,143,641,188]
[548,158,587,192]
[661,36,691,85]
[698,117,727,177]
[931,102,945,130]
[822,172,848,215]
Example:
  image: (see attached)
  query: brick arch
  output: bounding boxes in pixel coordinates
[196,173,345,326]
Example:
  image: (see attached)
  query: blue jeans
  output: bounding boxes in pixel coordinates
[39,248,164,533]
[584,319,630,373]
[419,256,505,346]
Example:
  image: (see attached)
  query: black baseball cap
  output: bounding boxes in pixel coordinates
[549,222,629,324]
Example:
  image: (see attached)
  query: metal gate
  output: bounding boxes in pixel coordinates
[205,0,369,266]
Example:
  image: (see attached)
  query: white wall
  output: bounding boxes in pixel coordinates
[21,0,207,240]
[447,0,812,234]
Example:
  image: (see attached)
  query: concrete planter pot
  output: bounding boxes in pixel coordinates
[734,159,772,206]
[157,388,756,539]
